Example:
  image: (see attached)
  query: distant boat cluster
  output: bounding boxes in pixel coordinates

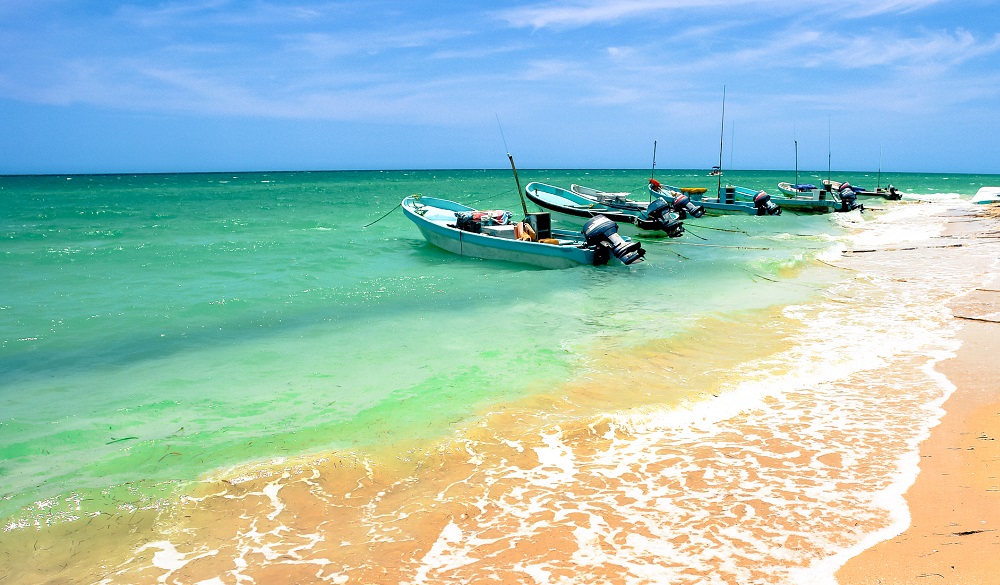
[402,87,925,268]
[400,155,914,269]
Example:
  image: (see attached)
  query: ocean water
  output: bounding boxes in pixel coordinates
[0,169,997,584]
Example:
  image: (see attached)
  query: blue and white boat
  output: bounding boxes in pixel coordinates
[731,184,852,214]
[648,179,780,217]
[401,195,645,269]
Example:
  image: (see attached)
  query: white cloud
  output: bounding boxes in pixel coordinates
[497,0,952,29]
[114,0,329,29]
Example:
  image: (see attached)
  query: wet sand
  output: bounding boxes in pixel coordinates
[836,207,1000,584]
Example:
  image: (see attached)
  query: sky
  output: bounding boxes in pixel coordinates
[1,0,998,175]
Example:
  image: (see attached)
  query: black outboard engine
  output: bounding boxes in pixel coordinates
[581,215,645,265]
[643,197,685,237]
[753,191,782,216]
[670,193,706,219]
[837,187,862,212]
[887,185,902,200]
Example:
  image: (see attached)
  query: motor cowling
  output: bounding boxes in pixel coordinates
[838,187,862,212]
[581,215,645,265]
[753,191,782,216]
[644,197,685,237]
[670,193,706,218]
[887,185,902,200]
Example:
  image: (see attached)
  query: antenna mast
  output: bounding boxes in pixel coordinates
[717,86,726,195]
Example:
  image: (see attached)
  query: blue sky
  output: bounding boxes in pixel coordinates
[1,1,998,174]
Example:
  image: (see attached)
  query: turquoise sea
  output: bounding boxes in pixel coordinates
[1,168,998,584]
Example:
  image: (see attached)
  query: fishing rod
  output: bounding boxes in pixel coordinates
[496,114,529,216]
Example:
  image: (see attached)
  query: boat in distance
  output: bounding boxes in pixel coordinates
[401,195,645,269]
[524,182,685,237]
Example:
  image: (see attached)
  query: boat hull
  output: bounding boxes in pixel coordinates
[402,196,635,269]
[526,182,644,222]
[777,182,819,197]
[737,185,837,214]
[649,185,761,216]
[527,182,682,236]
[972,187,1000,204]
[823,180,902,201]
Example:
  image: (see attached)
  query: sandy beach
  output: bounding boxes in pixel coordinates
[837,206,1000,584]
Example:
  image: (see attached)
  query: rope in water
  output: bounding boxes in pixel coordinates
[363,202,402,228]
[666,241,771,250]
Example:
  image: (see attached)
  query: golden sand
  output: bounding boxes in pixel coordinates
[836,207,1000,584]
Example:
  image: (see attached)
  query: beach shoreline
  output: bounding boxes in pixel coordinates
[836,207,1000,584]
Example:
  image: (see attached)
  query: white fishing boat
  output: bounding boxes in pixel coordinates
[401,195,645,269]
[972,187,1000,204]
[822,180,902,201]
[777,182,819,196]
[568,184,632,202]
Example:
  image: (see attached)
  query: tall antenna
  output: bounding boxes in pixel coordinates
[795,139,799,185]
[877,145,883,190]
[650,140,657,179]
[718,85,726,195]
[496,114,528,216]
[827,115,832,182]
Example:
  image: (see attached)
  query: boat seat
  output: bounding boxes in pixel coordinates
[416,207,458,220]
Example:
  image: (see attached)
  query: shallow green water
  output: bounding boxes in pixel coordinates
[0,168,993,529]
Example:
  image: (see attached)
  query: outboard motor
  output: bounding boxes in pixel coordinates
[670,193,706,219]
[581,215,645,265]
[887,185,902,200]
[644,197,685,237]
[837,187,862,212]
[753,191,782,216]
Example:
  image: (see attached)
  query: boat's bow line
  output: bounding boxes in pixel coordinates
[581,215,646,265]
